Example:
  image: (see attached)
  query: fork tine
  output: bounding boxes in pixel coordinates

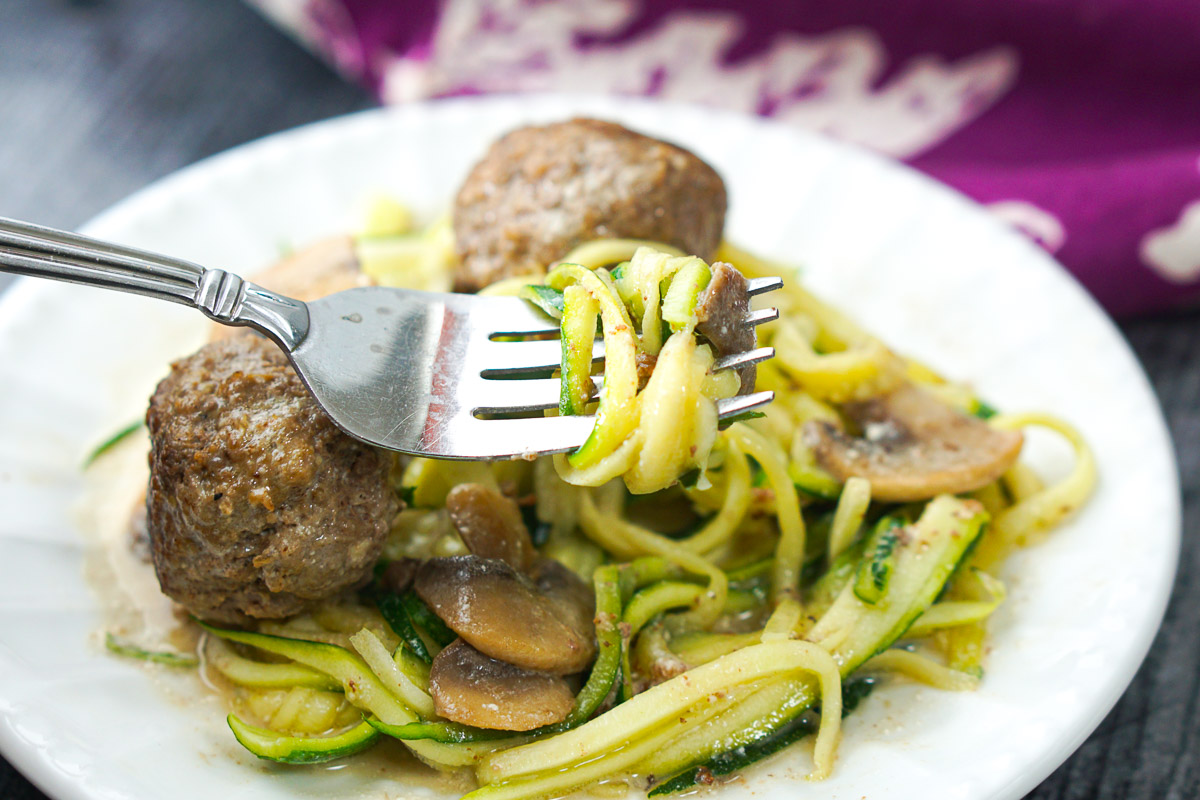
[470,378,568,413]
[474,373,774,418]
[481,338,604,377]
[746,276,784,296]
[472,376,601,414]
[478,298,563,337]
[452,415,597,459]
[746,307,779,327]
[460,389,777,458]
[717,390,775,419]
[459,391,776,458]
[712,346,774,373]
[477,344,775,410]
[484,330,773,377]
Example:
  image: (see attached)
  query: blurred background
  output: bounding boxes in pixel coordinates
[1,1,1197,799]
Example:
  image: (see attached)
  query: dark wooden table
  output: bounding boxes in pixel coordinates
[1,1,1197,798]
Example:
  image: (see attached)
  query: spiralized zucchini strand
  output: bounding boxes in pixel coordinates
[198,623,498,768]
[761,598,803,642]
[469,688,749,800]
[476,640,842,785]
[349,628,435,717]
[828,477,871,563]
[973,413,1096,568]
[578,491,728,627]
[559,239,685,270]
[725,424,805,604]
[203,635,340,691]
[547,264,640,473]
[863,649,979,691]
[673,438,752,554]
[541,245,738,494]
[906,570,1007,638]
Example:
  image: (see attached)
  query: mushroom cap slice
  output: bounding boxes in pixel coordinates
[430,639,574,731]
[532,558,596,641]
[445,483,536,572]
[805,383,1023,502]
[415,555,596,675]
[380,557,420,595]
[695,262,756,394]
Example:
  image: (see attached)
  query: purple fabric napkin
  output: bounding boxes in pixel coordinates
[249,0,1200,317]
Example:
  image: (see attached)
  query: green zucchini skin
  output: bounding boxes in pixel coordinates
[375,592,433,663]
[852,517,904,605]
[647,678,877,796]
[400,592,456,647]
[366,716,515,745]
[83,420,143,467]
[227,715,379,764]
[787,460,843,501]
[558,285,599,416]
[647,495,988,795]
[373,589,456,665]
[104,632,198,667]
[659,259,710,330]
[518,285,565,319]
[972,399,999,419]
[714,409,766,429]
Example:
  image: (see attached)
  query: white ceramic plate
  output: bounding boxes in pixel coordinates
[0,95,1179,800]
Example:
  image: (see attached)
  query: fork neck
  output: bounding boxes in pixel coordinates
[195,270,309,352]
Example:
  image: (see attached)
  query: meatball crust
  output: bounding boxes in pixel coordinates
[145,336,398,626]
[452,118,728,292]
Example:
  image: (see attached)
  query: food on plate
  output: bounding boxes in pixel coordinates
[452,118,726,291]
[805,382,1025,502]
[145,334,398,625]
[528,245,747,494]
[93,118,1096,800]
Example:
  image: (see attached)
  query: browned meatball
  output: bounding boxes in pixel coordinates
[452,118,728,292]
[145,336,398,626]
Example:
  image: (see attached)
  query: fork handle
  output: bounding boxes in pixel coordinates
[0,217,309,350]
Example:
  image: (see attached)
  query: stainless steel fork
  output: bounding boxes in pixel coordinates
[0,217,780,459]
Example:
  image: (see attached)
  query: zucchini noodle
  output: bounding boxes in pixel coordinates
[725,423,805,604]
[862,649,980,692]
[546,248,737,494]
[827,476,871,562]
[146,203,1097,799]
[671,437,751,554]
[972,413,1096,569]
[578,490,728,627]
[476,641,843,786]
[907,569,1007,638]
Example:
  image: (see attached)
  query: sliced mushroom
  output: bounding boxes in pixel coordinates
[531,558,596,641]
[380,557,420,595]
[445,483,536,572]
[805,382,1023,502]
[695,262,756,393]
[430,639,574,731]
[415,555,596,674]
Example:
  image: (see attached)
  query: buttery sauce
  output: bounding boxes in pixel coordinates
[75,431,478,799]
